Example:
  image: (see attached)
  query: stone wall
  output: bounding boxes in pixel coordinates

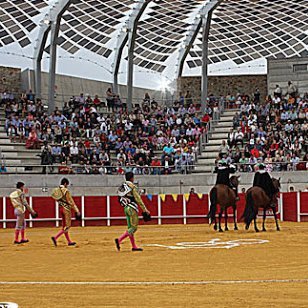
[0,66,21,94]
[177,75,268,101]
[267,57,308,96]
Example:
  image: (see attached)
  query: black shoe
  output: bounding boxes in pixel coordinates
[20,239,29,243]
[115,239,120,251]
[68,242,76,246]
[132,247,143,251]
[51,237,57,247]
[14,241,21,245]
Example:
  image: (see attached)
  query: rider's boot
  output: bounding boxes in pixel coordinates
[233,188,239,201]
[270,195,277,208]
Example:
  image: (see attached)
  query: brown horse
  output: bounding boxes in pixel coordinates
[243,178,281,232]
[208,175,240,232]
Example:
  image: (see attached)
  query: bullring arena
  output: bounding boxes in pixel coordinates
[1,193,308,307]
[0,0,308,307]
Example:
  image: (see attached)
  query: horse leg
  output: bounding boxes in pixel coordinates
[272,207,280,231]
[214,217,217,231]
[218,210,223,232]
[233,205,238,230]
[224,208,229,231]
[262,208,267,231]
[254,215,259,232]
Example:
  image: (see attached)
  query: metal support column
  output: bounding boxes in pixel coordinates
[34,20,51,99]
[126,29,135,113]
[113,32,128,94]
[48,20,59,114]
[126,1,149,112]
[201,11,213,114]
[176,0,222,113]
[112,0,149,109]
[48,1,71,114]
[33,0,71,111]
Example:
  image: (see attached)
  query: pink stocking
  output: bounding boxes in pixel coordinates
[21,229,26,241]
[15,230,20,242]
[118,231,129,244]
[128,234,138,249]
[54,230,65,240]
[64,232,72,244]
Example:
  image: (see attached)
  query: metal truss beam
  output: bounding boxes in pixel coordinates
[176,0,221,79]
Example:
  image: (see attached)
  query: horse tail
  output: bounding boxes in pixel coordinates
[208,187,217,224]
[243,191,256,227]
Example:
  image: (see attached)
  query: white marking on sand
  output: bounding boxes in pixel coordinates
[0,279,307,286]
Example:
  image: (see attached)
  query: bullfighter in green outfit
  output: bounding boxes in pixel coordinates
[115,172,150,251]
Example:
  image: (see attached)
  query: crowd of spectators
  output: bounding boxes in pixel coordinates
[1,90,212,175]
[1,80,307,175]
[221,83,307,172]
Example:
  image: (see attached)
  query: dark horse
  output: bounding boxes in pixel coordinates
[243,178,281,232]
[208,175,240,232]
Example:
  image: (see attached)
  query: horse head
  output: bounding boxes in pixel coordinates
[230,175,240,188]
[272,177,281,192]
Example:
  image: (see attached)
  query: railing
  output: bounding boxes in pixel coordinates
[0,163,199,175]
[1,93,230,112]
[0,160,307,175]
[209,161,307,173]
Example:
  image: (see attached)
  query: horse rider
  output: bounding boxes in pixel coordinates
[253,163,277,207]
[214,159,239,200]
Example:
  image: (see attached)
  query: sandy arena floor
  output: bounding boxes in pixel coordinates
[0,221,308,307]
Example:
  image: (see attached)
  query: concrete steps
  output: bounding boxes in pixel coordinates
[200,152,218,159]
[199,109,239,168]
[208,133,229,140]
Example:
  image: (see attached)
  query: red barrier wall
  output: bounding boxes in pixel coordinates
[236,193,246,223]
[32,197,56,228]
[0,192,306,228]
[140,195,158,225]
[110,196,127,226]
[161,195,183,224]
[282,193,297,222]
[186,195,208,224]
[84,196,107,226]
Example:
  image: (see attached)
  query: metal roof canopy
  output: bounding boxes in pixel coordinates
[0,0,306,110]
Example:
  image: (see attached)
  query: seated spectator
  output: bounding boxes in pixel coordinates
[287,81,297,98]
[58,161,74,174]
[51,143,62,163]
[218,140,229,159]
[70,143,79,164]
[25,128,41,149]
[274,84,282,98]
[161,155,172,175]
[0,164,7,173]
[151,156,161,175]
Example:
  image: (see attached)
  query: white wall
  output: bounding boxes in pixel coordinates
[21,69,164,107]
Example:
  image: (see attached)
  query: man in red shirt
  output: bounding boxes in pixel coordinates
[201,113,210,125]
[151,156,162,175]
[251,145,260,158]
